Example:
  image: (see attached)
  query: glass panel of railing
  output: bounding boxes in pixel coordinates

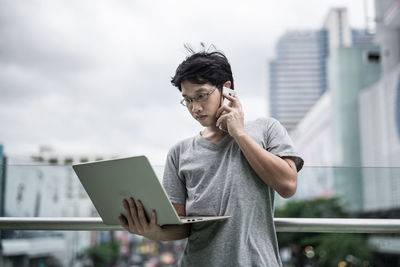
[275,166,400,219]
[0,163,185,267]
[1,164,164,219]
[2,165,399,219]
[274,166,400,267]
[0,164,399,266]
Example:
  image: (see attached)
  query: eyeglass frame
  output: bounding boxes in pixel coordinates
[180,87,219,107]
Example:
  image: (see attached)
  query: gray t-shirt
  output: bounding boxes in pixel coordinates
[162,117,304,267]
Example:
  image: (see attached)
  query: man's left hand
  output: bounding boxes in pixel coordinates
[216,92,245,138]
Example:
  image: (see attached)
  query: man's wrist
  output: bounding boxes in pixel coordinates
[145,230,162,241]
[231,130,248,140]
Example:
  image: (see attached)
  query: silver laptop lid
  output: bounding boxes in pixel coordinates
[73,156,182,226]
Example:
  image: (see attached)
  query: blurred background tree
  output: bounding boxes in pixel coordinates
[84,240,120,266]
[275,198,374,267]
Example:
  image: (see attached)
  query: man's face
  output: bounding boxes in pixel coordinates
[181,80,221,127]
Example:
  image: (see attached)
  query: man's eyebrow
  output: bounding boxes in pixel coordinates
[182,88,208,97]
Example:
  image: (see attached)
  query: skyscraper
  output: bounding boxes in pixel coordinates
[269,30,327,132]
[269,8,374,132]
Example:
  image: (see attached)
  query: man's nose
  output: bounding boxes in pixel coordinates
[191,101,202,112]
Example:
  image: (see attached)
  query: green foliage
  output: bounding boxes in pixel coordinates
[85,241,121,267]
[275,197,346,218]
[275,197,375,266]
[304,234,374,267]
[276,198,346,248]
[48,157,58,164]
[64,157,73,165]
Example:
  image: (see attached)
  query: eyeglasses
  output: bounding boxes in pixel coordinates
[180,87,218,107]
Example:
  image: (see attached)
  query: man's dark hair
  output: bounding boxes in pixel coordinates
[171,51,234,91]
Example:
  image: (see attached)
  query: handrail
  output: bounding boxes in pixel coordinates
[0,217,399,233]
[275,218,400,233]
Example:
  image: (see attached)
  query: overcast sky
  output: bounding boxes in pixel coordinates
[0,0,373,165]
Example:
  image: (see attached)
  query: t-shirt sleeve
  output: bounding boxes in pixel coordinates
[162,145,187,205]
[264,118,304,172]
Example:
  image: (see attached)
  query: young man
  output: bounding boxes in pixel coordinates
[119,50,304,266]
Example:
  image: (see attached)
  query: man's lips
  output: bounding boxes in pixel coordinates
[195,115,207,120]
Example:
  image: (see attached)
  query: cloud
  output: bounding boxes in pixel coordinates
[0,0,367,164]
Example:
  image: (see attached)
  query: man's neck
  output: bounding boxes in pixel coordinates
[200,126,228,144]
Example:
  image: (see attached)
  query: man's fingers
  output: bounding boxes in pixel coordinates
[216,114,229,127]
[129,198,144,232]
[150,210,157,228]
[216,105,233,118]
[120,199,162,238]
[222,92,237,101]
[137,201,148,226]
[128,197,138,217]
[223,92,241,108]
[118,215,129,230]
[123,199,140,233]
[123,199,135,227]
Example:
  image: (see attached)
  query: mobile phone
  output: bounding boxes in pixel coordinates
[219,86,236,132]
[220,86,236,107]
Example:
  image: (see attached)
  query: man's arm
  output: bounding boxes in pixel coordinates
[157,203,190,241]
[216,92,298,198]
[232,134,298,198]
[119,198,190,241]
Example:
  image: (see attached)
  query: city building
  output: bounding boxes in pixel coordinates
[290,44,381,211]
[269,8,375,132]
[269,29,327,132]
[357,0,400,259]
[328,44,381,211]
[324,8,352,55]
[0,148,100,266]
[289,0,400,262]
[0,146,168,266]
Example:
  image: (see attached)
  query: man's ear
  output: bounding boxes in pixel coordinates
[223,81,232,89]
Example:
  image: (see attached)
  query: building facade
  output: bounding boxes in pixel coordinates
[289,0,400,261]
[0,150,96,266]
[269,29,327,132]
[269,8,375,132]
[359,0,400,212]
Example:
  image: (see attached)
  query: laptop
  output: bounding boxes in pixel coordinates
[72,156,230,226]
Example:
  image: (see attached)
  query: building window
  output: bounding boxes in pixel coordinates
[367,51,380,63]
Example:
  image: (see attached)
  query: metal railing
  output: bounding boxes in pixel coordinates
[0,217,399,233]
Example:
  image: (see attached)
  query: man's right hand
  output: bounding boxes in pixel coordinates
[118,197,162,240]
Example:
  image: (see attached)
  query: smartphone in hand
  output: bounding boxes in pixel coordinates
[220,86,236,107]
[219,86,236,132]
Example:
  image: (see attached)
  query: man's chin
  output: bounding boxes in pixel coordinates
[198,120,217,128]
[193,115,217,127]
[198,121,208,127]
